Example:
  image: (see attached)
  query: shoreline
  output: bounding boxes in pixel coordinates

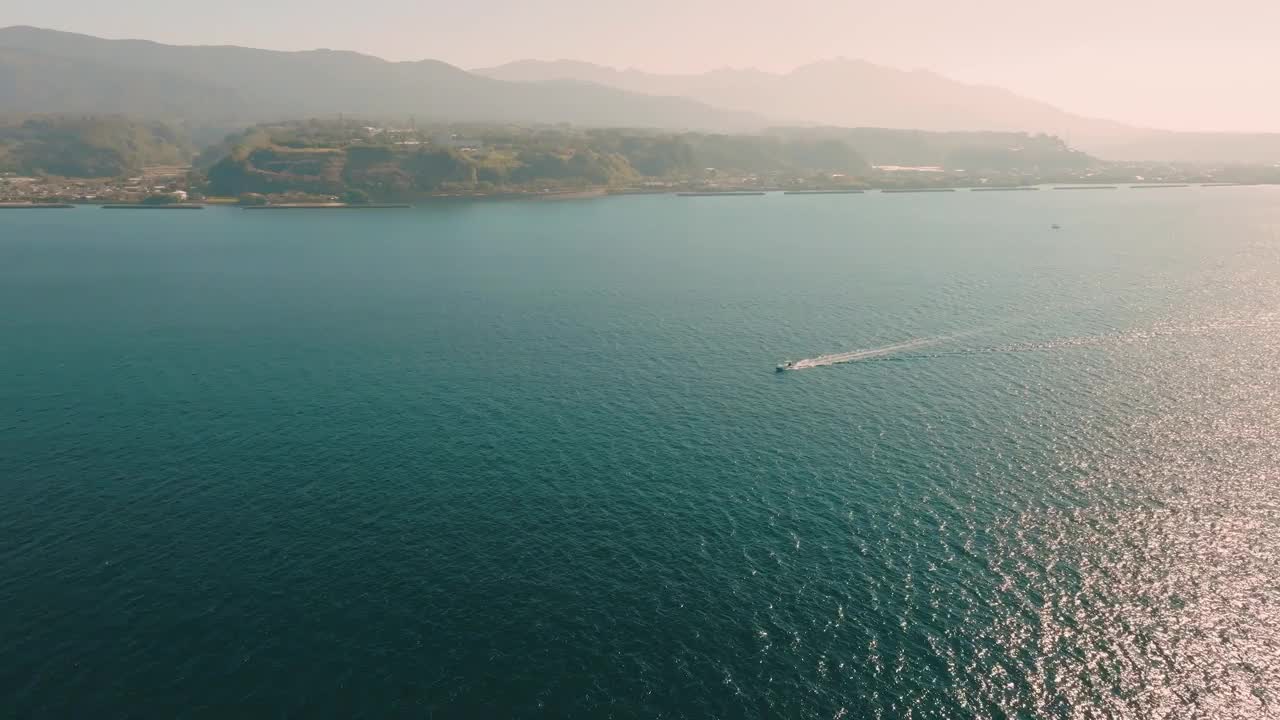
[3,182,1265,214]
[782,189,866,195]
[101,204,206,210]
[242,203,411,210]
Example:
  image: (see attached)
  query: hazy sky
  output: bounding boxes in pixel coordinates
[8,0,1278,132]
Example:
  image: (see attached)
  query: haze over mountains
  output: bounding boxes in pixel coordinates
[4,25,1280,164]
[478,60,1122,137]
[477,60,1280,164]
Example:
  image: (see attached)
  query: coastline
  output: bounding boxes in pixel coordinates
[782,189,866,195]
[2,182,1255,215]
[242,203,411,210]
[101,204,206,209]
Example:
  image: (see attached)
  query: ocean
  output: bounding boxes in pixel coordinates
[3,188,1278,717]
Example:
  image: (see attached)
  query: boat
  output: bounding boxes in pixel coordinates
[776,361,797,372]
[1051,223,1061,230]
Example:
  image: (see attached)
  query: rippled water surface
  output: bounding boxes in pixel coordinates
[3,189,1279,718]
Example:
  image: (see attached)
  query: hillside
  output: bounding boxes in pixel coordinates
[0,116,194,177]
[0,27,763,131]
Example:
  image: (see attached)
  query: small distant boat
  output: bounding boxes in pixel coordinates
[776,361,797,372]
[1051,224,1061,230]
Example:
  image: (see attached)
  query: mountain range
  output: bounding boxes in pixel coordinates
[0,26,760,132]
[4,26,1280,163]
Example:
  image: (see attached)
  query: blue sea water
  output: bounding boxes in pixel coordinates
[2,189,1279,718]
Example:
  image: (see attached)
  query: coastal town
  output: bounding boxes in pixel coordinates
[0,166,195,205]
[7,113,1280,208]
[4,119,1278,207]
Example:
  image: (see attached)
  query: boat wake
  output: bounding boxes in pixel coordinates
[778,316,1280,372]
[778,337,946,371]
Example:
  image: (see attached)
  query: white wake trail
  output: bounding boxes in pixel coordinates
[782,337,949,370]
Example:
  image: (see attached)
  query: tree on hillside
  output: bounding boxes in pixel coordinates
[785,139,870,174]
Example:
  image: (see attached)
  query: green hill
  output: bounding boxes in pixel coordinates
[769,127,1094,172]
[203,122,872,198]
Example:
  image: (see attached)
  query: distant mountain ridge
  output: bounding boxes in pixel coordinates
[477,59,1280,163]
[476,59,1112,135]
[4,26,1280,163]
[0,26,763,131]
